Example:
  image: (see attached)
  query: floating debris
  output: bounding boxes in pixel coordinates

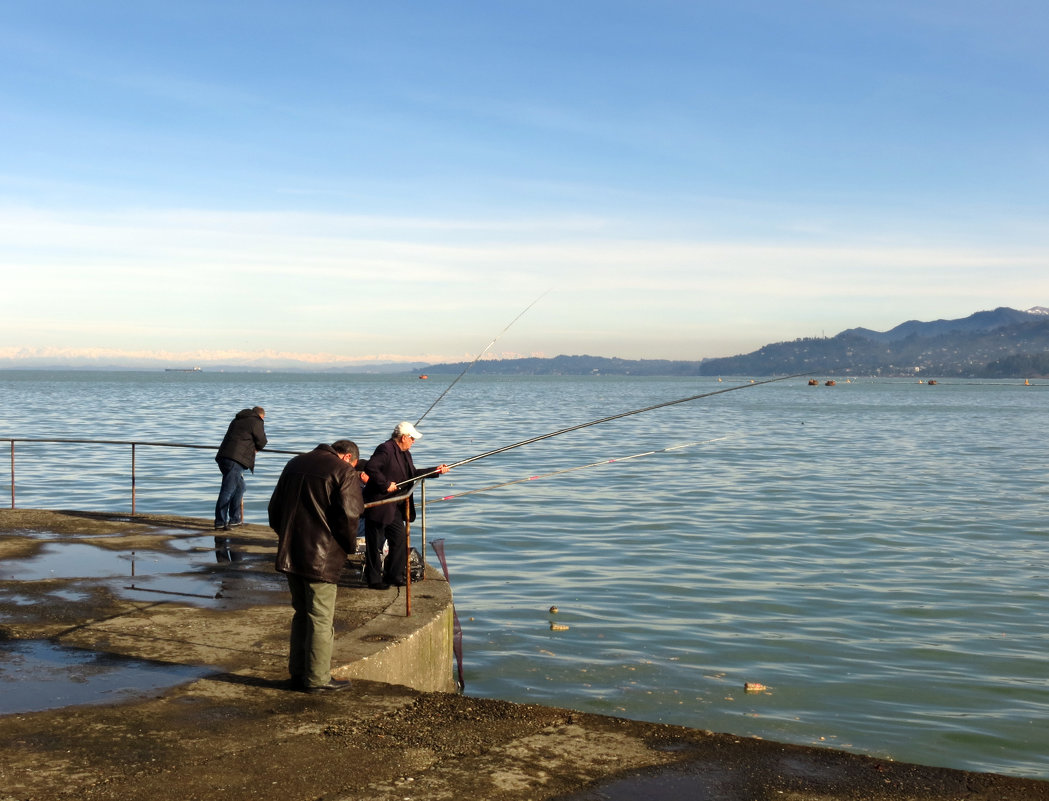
[550,623,569,632]
[744,682,768,693]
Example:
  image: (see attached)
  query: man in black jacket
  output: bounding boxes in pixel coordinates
[268,440,364,693]
[362,422,448,590]
[214,406,267,530]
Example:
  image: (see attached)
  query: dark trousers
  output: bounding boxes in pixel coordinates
[364,517,407,585]
[285,574,338,689]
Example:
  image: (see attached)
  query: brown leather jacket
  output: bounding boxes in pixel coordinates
[268,444,363,583]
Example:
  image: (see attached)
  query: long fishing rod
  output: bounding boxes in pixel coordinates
[427,435,738,504]
[398,372,807,487]
[416,289,551,426]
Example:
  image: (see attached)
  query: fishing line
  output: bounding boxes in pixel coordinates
[416,289,551,426]
[399,372,807,487]
[427,434,738,503]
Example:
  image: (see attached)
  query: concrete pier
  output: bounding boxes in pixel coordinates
[2,509,1048,801]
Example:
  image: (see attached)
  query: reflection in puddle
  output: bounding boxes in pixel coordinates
[0,542,198,581]
[4,588,89,607]
[0,535,287,610]
[0,640,213,714]
[0,531,287,713]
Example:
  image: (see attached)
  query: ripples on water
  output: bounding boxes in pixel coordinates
[1,371,1047,778]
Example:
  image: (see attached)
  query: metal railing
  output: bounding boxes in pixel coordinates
[2,437,300,515]
[2,436,429,614]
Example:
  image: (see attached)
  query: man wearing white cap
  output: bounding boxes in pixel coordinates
[361,421,449,589]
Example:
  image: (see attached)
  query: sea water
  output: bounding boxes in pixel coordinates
[1,370,1046,778]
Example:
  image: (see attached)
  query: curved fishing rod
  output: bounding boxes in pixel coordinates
[415,289,551,426]
[398,372,808,487]
[426,435,738,504]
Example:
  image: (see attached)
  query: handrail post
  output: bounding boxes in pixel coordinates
[419,479,427,577]
[131,443,136,516]
[9,440,14,510]
[404,498,412,617]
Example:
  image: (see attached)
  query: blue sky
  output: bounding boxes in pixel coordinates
[2,1,1047,367]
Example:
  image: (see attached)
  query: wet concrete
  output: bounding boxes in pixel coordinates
[0,509,450,697]
[2,509,1048,801]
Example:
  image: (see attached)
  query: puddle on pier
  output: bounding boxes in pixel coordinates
[0,534,287,609]
[0,639,213,715]
[0,531,288,713]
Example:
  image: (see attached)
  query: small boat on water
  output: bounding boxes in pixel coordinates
[418,374,429,379]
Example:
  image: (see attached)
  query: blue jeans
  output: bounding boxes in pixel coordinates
[214,457,246,527]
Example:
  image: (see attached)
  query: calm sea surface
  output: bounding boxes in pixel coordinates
[1,370,1047,778]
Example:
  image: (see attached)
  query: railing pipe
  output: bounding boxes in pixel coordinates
[1,437,300,513]
[1,439,425,592]
[404,498,412,617]
[131,443,137,516]
[420,480,427,572]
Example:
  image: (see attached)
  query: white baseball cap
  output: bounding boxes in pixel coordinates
[393,421,422,440]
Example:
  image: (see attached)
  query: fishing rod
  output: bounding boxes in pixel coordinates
[398,372,808,487]
[426,435,738,504]
[416,289,551,426]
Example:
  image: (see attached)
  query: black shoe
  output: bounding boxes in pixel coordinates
[368,582,391,590]
[288,676,307,691]
[305,678,352,694]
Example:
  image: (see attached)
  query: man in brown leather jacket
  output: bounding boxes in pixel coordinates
[268,439,363,693]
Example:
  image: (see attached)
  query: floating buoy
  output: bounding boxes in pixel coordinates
[808,379,819,386]
[418,374,428,379]
[1025,379,1031,386]
[825,380,836,386]
[928,379,937,385]
[549,605,559,614]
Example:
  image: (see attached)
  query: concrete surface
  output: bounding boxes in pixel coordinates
[0,508,455,693]
[2,509,1048,801]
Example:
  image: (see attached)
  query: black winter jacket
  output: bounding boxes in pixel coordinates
[216,409,267,471]
[362,438,440,525]
[269,444,364,584]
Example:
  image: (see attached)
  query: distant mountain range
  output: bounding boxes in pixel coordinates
[419,307,1049,378]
